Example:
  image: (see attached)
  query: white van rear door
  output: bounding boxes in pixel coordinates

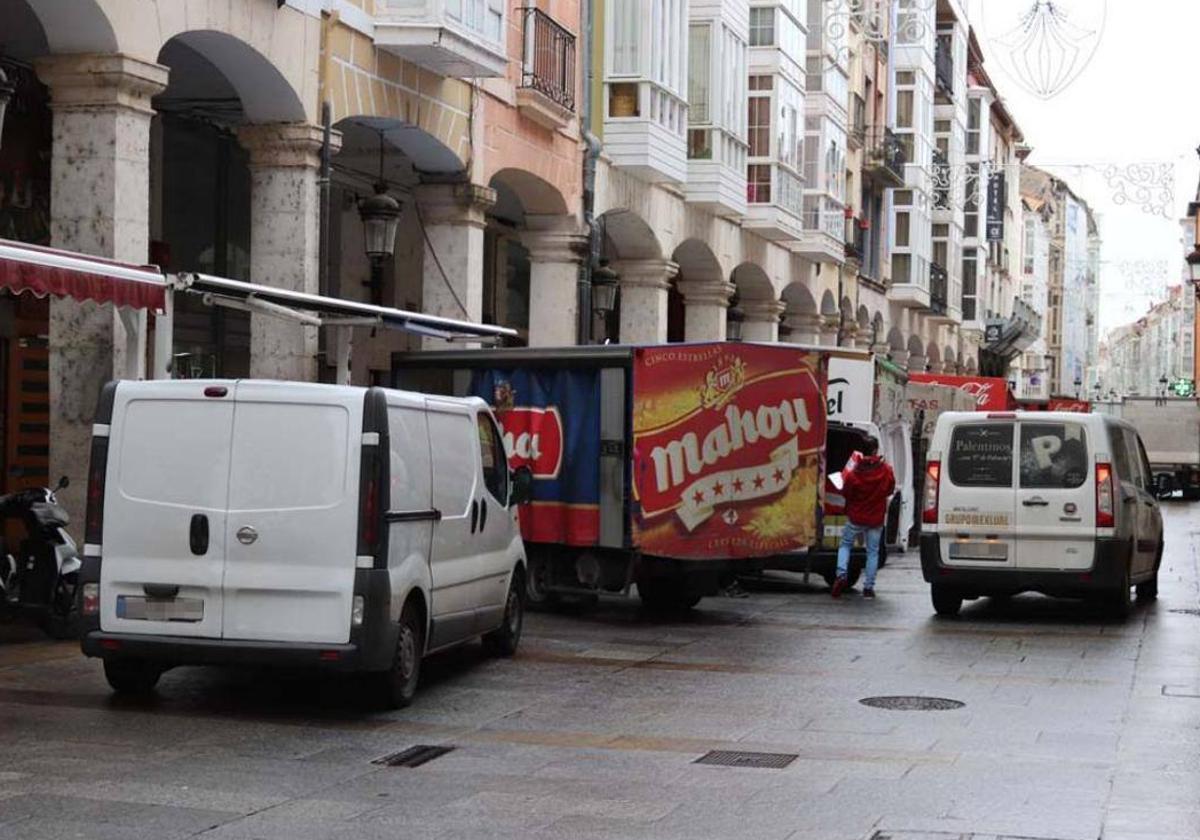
[1014,420,1094,571]
[221,383,360,644]
[940,421,1019,569]
[101,383,233,638]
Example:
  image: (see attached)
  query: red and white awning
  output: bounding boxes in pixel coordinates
[0,239,166,310]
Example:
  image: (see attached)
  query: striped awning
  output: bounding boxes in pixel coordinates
[0,239,166,310]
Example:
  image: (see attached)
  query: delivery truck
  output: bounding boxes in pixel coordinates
[1100,397,1200,499]
[394,343,834,610]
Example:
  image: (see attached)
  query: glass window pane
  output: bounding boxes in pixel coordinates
[688,24,711,124]
[1020,424,1089,489]
[896,91,914,128]
[950,424,1014,488]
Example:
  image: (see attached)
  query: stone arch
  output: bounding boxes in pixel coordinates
[159,30,306,124]
[489,168,569,218]
[732,263,781,342]
[856,305,871,333]
[337,116,464,182]
[600,209,663,261]
[780,283,820,345]
[944,345,958,369]
[18,0,118,54]
[887,326,906,352]
[732,263,775,303]
[907,334,926,366]
[819,289,839,317]
[669,239,727,343]
[926,342,942,370]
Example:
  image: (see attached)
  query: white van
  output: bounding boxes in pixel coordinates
[77,380,530,707]
[920,411,1163,618]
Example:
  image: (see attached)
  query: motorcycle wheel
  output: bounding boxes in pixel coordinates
[37,577,80,640]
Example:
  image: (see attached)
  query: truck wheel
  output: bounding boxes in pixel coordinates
[103,659,161,695]
[376,601,423,709]
[638,578,700,613]
[931,585,963,617]
[525,555,559,611]
[483,570,524,657]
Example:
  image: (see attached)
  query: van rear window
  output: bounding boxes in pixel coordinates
[1020,423,1088,489]
[949,423,1013,487]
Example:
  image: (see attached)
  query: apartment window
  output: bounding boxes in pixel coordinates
[963,252,978,320]
[448,0,504,43]
[1023,217,1036,273]
[967,98,981,155]
[896,70,916,85]
[749,7,775,46]
[748,94,771,157]
[894,190,913,206]
[780,102,800,170]
[688,24,711,124]
[964,163,980,237]
[749,74,773,91]
[896,91,914,128]
[609,0,641,74]
[748,163,772,203]
[893,253,912,285]
[688,128,712,159]
[895,212,910,247]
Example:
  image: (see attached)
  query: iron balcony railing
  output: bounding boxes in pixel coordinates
[521,7,576,112]
[929,262,949,315]
[865,128,906,185]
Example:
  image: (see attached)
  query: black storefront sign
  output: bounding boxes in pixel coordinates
[986,171,1005,242]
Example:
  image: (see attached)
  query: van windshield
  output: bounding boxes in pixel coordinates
[949,423,1013,487]
[1020,423,1089,489]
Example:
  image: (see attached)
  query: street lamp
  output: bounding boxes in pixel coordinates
[1156,375,1169,406]
[0,66,14,152]
[1073,375,1082,399]
[590,261,619,343]
[358,183,401,306]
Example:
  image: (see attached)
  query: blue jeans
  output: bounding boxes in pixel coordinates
[837,522,884,590]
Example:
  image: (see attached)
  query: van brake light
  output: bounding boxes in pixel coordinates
[85,437,109,547]
[922,460,941,524]
[1096,462,1115,528]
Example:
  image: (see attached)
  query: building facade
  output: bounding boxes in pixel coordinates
[1100,286,1193,398]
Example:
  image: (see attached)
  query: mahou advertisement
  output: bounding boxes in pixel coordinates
[631,345,827,560]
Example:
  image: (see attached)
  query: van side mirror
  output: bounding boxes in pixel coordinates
[510,466,534,506]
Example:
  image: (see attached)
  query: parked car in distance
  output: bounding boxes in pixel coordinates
[77,380,531,708]
[920,411,1163,618]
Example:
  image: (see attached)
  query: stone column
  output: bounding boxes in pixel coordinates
[852,326,872,349]
[927,361,945,374]
[870,342,890,359]
[818,315,840,347]
[679,276,734,342]
[616,259,678,345]
[909,353,928,374]
[890,349,910,369]
[784,312,823,345]
[522,221,588,347]
[36,54,168,532]
[238,123,336,379]
[413,182,495,348]
[741,299,786,343]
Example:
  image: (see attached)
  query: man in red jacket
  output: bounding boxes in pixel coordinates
[832,437,896,599]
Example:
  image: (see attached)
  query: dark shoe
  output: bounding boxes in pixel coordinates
[863,588,876,599]
[831,576,848,599]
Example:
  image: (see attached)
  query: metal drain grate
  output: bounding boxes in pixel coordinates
[860,696,965,711]
[372,745,455,768]
[1169,608,1200,616]
[694,750,798,769]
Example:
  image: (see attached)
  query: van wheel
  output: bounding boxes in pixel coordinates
[931,585,963,617]
[483,571,524,657]
[1136,545,1161,602]
[1102,566,1132,620]
[103,659,161,695]
[377,602,423,709]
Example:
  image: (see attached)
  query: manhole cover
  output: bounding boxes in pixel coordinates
[372,745,455,768]
[694,750,798,769]
[859,696,965,711]
[1169,608,1200,616]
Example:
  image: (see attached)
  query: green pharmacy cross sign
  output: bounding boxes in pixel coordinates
[1172,379,1195,398]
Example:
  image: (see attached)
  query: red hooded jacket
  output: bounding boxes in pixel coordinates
[842,455,896,528]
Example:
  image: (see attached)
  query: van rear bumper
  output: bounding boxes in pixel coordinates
[81,632,389,672]
[919,534,1130,596]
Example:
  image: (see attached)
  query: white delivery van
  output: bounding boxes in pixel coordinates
[77,380,530,707]
[920,411,1163,618]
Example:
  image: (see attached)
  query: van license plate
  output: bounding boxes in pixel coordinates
[116,596,204,622]
[948,541,1008,561]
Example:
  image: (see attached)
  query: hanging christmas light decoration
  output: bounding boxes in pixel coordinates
[985,0,1107,100]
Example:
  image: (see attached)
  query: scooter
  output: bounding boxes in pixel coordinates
[0,477,80,639]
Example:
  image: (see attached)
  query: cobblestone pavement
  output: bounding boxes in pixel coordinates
[1,504,1199,840]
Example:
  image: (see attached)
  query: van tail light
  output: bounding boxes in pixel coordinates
[1096,462,1115,528]
[357,445,381,562]
[85,436,109,547]
[922,460,941,524]
[81,583,99,616]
